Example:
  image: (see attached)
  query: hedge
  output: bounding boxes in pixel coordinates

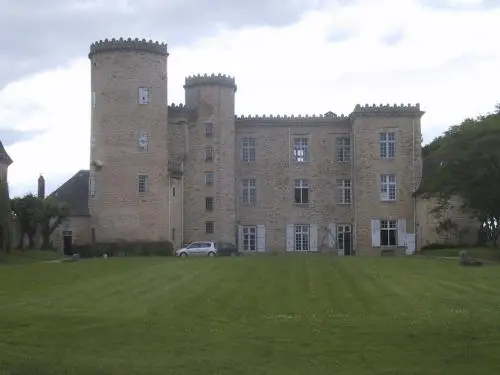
[70,241,174,258]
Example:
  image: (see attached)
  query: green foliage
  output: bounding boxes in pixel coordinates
[420,105,500,246]
[0,178,12,252]
[10,194,71,249]
[70,241,174,258]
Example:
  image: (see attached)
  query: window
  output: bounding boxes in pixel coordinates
[294,179,309,204]
[91,135,96,149]
[292,137,309,162]
[242,137,256,162]
[205,221,214,234]
[380,132,396,159]
[381,219,397,246]
[337,179,351,204]
[92,92,96,108]
[138,174,148,193]
[205,122,214,136]
[241,179,256,205]
[336,137,351,162]
[294,224,310,251]
[172,186,176,197]
[88,172,96,198]
[171,228,176,242]
[205,197,214,211]
[138,132,149,152]
[337,224,352,251]
[138,87,149,105]
[380,174,396,201]
[242,226,257,251]
[204,171,214,186]
[205,146,214,161]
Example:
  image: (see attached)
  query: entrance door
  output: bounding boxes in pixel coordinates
[405,233,416,255]
[337,224,352,256]
[63,230,73,255]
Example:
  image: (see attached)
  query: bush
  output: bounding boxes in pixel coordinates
[71,241,174,259]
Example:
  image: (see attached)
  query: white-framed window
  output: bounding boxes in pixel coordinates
[205,197,214,211]
[242,226,257,251]
[380,131,396,159]
[381,219,397,246]
[336,137,351,162]
[294,179,309,204]
[337,179,351,204]
[337,224,352,251]
[138,132,149,152]
[88,171,96,198]
[137,174,148,193]
[292,137,309,162]
[294,224,310,251]
[91,92,96,108]
[138,87,149,105]
[91,135,96,149]
[242,137,256,162]
[205,221,214,234]
[205,146,214,161]
[205,122,214,137]
[380,174,396,201]
[204,171,214,186]
[241,179,256,205]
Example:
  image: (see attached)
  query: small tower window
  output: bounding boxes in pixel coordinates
[172,186,176,197]
[205,122,214,137]
[138,87,149,105]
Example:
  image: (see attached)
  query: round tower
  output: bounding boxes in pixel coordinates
[183,74,237,243]
[88,37,170,242]
[0,140,13,185]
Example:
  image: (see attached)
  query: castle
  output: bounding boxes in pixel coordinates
[49,37,427,256]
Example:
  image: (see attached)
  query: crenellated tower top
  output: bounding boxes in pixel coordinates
[88,37,169,59]
[352,103,424,117]
[184,73,237,91]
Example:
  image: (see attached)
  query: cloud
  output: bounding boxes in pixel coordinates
[0,0,326,90]
[0,129,44,146]
[421,0,500,10]
[2,0,500,197]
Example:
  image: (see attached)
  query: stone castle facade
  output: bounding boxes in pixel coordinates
[53,37,426,256]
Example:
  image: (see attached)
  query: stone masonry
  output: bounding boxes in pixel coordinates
[56,37,426,256]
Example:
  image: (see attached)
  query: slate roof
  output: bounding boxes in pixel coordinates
[0,140,13,166]
[49,170,90,216]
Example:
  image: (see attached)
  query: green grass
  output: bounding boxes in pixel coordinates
[0,249,63,265]
[420,247,500,261]
[1,255,500,374]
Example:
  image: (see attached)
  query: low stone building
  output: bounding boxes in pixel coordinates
[50,37,439,256]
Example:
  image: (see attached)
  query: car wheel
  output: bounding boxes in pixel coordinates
[180,252,187,258]
[208,252,215,257]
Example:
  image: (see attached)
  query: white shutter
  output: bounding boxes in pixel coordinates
[371,219,381,247]
[310,224,318,252]
[257,225,266,252]
[238,225,243,251]
[328,222,337,248]
[286,224,294,251]
[397,219,407,247]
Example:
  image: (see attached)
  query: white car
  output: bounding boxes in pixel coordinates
[175,241,217,257]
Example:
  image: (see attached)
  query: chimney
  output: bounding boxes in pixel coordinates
[38,174,45,199]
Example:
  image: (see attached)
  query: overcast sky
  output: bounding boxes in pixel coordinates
[1,0,499,197]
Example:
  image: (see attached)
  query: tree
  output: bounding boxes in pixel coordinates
[37,197,70,249]
[419,105,500,246]
[10,194,41,249]
[0,178,12,253]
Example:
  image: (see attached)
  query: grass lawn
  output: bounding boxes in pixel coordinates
[0,249,63,265]
[1,255,500,374]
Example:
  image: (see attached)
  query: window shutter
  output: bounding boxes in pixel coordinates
[397,219,407,247]
[371,219,381,247]
[310,224,318,252]
[286,224,294,251]
[328,222,337,248]
[257,225,266,252]
[238,225,243,251]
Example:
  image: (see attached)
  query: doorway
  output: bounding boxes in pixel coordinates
[337,224,352,256]
[63,230,73,255]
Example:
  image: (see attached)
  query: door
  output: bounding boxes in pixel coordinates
[337,224,352,256]
[242,226,257,251]
[405,233,416,255]
[63,230,73,255]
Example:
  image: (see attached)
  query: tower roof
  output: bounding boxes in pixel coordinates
[0,140,13,166]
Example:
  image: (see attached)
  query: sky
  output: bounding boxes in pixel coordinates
[1,0,499,197]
